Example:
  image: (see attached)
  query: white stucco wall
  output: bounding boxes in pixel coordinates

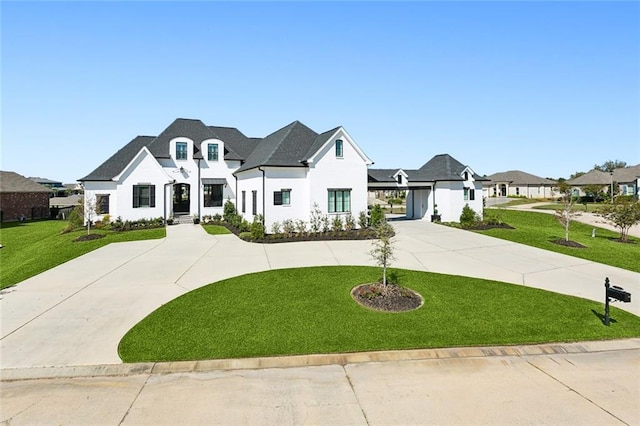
[307,130,369,225]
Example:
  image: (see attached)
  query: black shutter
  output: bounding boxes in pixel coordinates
[274,191,282,206]
[133,186,140,208]
[150,185,156,207]
[470,189,475,201]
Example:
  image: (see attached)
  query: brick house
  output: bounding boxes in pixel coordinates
[0,171,52,222]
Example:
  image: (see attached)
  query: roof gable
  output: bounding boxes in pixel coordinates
[79,136,154,181]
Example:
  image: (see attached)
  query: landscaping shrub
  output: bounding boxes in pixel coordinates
[344,213,356,231]
[271,221,281,234]
[295,219,307,235]
[309,203,322,233]
[369,204,384,227]
[282,219,295,237]
[358,210,368,229]
[460,204,479,228]
[250,215,265,239]
[331,215,343,232]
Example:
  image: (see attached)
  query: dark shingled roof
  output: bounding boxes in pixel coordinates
[208,126,253,161]
[147,118,219,159]
[1,171,52,193]
[368,169,402,183]
[407,154,488,182]
[80,119,347,181]
[79,136,155,181]
[236,121,320,173]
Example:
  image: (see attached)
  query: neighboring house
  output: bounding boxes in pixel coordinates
[79,118,373,229]
[568,164,640,199]
[483,170,557,199]
[368,154,485,222]
[0,171,52,222]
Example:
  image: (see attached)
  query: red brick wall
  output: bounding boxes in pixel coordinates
[0,192,51,222]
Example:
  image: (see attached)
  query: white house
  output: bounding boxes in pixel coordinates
[368,154,486,222]
[79,118,373,229]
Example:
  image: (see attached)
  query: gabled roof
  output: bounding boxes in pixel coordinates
[1,171,52,193]
[407,154,487,182]
[486,170,554,185]
[79,136,154,181]
[236,121,319,173]
[302,127,341,161]
[81,118,367,181]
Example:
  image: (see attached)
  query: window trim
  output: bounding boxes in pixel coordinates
[133,184,156,208]
[203,183,224,207]
[274,189,291,206]
[207,143,219,161]
[96,194,110,214]
[335,139,344,158]
[328,188,351,213]
[176,142,188,160]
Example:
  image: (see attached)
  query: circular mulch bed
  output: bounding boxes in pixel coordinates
[73,234,106,242]
[351,283,423,312]
[607,237,637,244]
[551,239,586,248]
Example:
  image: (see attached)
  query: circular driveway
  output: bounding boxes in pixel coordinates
[1,220,638,368]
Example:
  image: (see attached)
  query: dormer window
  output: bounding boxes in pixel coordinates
[176,142,188,160]
[208,143,219,161]
[464,171,469,180]
[335,139,343,158]
[397,175,403,184]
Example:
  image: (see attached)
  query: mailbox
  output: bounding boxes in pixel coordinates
[607,285,631,303]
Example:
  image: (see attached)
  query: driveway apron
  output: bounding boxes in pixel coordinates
[1,220,639,369]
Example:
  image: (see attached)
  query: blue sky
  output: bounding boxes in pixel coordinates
[2,1,639,183]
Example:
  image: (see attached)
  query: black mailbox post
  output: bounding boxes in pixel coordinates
[604,277,632,326]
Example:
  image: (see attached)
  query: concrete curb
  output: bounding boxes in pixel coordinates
[3,338,639,382]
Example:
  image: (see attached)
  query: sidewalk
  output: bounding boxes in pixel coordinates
[3,340,639,425]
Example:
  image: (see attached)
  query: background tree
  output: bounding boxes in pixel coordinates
[594,160,627,172]
[554,181,579,241]
[369,220,396,286]
[582,184,606,202]
[597,201,640,242]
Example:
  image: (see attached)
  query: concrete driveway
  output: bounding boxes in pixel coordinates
[2,221,639,425]
[1,220,639,369]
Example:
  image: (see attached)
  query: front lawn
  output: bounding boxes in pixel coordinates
[532,203,602,212]
[478,210,639,272]
[0,220,165,289]
[201,224,232,235]
[118,266,640,362]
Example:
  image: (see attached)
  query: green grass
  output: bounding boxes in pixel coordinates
[492,198,552,207]
[0,220,165,289]
[479,210,639,272]
[532,203,601,212]
[118,266,640,362]
[201,224,232,235]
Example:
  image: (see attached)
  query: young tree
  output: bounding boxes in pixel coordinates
[84,196,97,235]
[582,184,606,202]
[554,181,579,241]
[369,220,396,286]
[597,201,640,242]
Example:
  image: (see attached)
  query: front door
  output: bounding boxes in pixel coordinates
[173,184,190,214]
